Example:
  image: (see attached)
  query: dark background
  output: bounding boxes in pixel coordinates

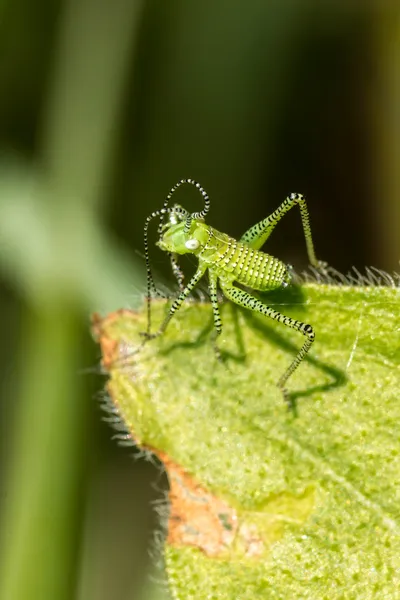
[0,1,399,599]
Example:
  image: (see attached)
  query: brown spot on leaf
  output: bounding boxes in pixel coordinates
[91,309,138,369]
[92,309,265,559]
[238,523,265,558]
[156,450,238,557]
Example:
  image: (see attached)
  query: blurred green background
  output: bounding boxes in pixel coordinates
[0,1,399,599]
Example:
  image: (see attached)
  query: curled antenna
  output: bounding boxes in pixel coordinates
[157,179,211,234]
[144,205,188,334]
[144,179,210,335]
[156,178,211,294]
[183,179,210,232]
[158,179,187,234]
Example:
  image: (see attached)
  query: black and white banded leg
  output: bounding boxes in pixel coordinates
[143,266,206,341]
[208,271,223,361]
[219,280,315,406]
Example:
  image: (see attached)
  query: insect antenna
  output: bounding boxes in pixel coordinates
[156,178,208,229]
[156,179,211,290]
[156,178,211,234]
[183,179,210,232]
[144,179,210,335]
[144,205,188,335]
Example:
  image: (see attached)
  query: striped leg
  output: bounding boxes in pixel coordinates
[240,193,322,268]
[169,252,185,291]
[144,266,206,340]
[208,271,223,361]
[219,280,315,404]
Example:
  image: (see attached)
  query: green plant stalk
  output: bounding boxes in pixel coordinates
[0,307,87,600]
[95,281,400,599]
[41,0,144,213]
[0,0,145,598]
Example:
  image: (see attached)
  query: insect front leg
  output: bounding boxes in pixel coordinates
[219,279,315,406]
[143,265,206,341]
[169,252,185,291]
[240,193,325,270]
[208,271,223,361]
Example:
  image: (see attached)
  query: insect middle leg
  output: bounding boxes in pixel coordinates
[219,279,315,404]
[208,271,223,361]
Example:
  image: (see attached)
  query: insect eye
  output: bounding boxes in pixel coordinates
[185,239,200,250]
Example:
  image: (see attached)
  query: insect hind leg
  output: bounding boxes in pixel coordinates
[240,193,325,271]
[219,279,315,406]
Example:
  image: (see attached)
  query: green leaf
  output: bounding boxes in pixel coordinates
[93,281,400,599]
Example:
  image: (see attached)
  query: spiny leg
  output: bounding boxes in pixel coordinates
[219,280,315,405]
[169,252,185,291]
[162,205,188,293]
[240,193,323,269]
[208,270,223,361]
[143,265,206,341]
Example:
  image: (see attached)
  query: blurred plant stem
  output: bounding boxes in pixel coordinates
[372,9,400,269]
[0,308,86,599]
[41,0,144,213]
[0,0,144,598]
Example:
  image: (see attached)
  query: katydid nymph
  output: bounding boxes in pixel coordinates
[142,179,326,405]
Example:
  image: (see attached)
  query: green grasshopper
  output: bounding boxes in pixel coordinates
[143,179,325,404]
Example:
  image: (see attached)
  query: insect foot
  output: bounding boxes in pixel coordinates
[139,331,158,341]
[280,386,296,414]
[316,260,329,272]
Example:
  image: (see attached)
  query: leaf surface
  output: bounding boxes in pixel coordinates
[93,282,400,599]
